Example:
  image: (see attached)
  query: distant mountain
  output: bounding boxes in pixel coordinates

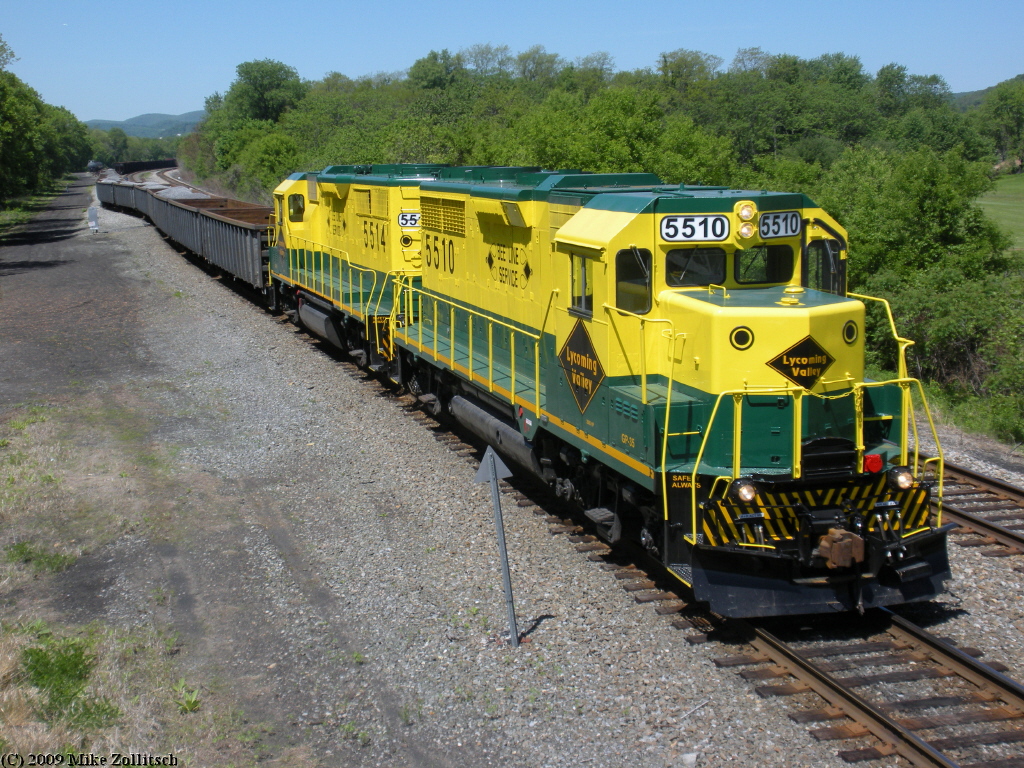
[951,74,1024,112]
[85,110,206,138]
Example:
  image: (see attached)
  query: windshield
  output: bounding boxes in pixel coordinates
[734,244,794,284]
[666,247,726,287]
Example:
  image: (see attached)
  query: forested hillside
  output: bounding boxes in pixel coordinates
[178,46,1024,443]
[85,110,205,138]
[0,34,92,199]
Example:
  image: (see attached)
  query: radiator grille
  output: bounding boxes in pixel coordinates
[354,188,388,218]
[421,197,465,235]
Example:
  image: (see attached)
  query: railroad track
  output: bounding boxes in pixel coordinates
[697,609,1024,767]
[933,461,1024,566]
[120,166,200,193]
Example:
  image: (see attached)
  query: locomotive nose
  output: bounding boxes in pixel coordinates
[662,286,865,393]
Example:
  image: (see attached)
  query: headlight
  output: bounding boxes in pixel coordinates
[737,202,756,221]
[738,222,755,238]
[729,478,758,503]
[887,466,915,491]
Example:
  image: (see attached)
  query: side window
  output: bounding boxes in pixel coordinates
[615,248,652,314]
[734,244,794,284]
[666,247,726,287]
[805,239,845,295]
[570,252,594,316]
[288,194,305,222]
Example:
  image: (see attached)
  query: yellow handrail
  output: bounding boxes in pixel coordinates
[392,275,545,413]
[284,235,378,319]
[847,292,914,380]
[682,376,945,543]
[601,304,674,406]
[686,385,799,542]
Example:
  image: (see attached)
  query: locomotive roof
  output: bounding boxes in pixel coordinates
[296,165,819,212]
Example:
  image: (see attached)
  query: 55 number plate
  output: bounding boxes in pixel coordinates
[397,212,421,227]
[759,211,801,238]
[660,215,729,242]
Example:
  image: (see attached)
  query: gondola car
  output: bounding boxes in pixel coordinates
[267,164,953,618]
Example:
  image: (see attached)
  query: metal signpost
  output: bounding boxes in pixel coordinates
[474,446,519,648]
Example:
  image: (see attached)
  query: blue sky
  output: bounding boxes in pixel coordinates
[2,0,1021,122]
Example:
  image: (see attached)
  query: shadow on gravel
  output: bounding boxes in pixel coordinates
[889,598,969,630]
[52,551,118,621]
[520,614,555,639]
[0,226,83,246]
[0,258,73,276]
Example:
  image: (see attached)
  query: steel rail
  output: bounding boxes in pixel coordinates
[941,505,1024,552]
[746,621,960,768]
[739,610,1024,767]
[942,460,1024,501]
[928,459,1024,552]
[885,611,1024,712]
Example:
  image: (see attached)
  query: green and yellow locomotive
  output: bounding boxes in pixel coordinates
[269,164,953,618]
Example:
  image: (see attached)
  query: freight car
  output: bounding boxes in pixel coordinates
[96,176,272,289]
[110,159,179,175]
[98,166,953,618]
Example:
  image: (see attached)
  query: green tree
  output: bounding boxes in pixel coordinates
[462,44,514,76]
[0,32,17,70]
[225,59,307,123]
[653,114,736,185]
[105,127,129,162]
[407,49,466,90]
[237,133,300,196]
[658,48,722,93]
[981,78,1024,167]
[515,46,564,86]
[815,146,1013,391]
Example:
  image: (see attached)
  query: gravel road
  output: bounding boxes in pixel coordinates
[3,176,1022,767]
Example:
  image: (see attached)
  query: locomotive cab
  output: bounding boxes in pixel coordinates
[557,188,952,616]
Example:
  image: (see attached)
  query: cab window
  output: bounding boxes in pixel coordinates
[615,248,652,314]
[734,244,794,284]
[570,252,594,316]
[666,247,726,287]
[288,194,305,222]
[805,239,845,295]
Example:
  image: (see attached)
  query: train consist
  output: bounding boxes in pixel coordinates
[97,164,953,618]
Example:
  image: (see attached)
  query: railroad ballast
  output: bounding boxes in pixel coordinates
[98,164,955,618]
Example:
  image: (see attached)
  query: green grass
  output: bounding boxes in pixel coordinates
[0,180,71,237]
[978,172,1024,250]
[22,636,121,728]
[4,542,77,573]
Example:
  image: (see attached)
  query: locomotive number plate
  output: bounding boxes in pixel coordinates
[759,211,801,238]
[660,215,729,242]
[397,212,421,227]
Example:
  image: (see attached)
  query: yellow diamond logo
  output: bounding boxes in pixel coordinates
[558,319,605,413]
[767,336,835,389]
